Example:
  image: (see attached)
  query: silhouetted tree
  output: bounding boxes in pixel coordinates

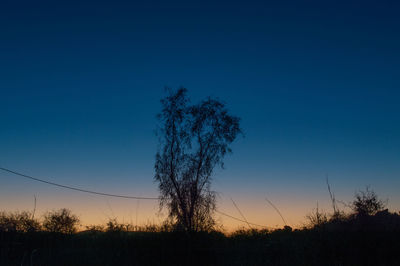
[42,208,79,234]
[155,88,241,231]
[352,187,386,217]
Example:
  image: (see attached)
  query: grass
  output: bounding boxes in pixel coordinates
[1,212,400,266]
[1,188,400,265]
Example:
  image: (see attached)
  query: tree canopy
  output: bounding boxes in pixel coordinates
[154,88,241,231]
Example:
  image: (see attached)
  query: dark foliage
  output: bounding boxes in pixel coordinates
[352,186,386,217]
[1,221,399,266]
[42,209,79,234]
[1,186,399,265]
[155,88,241,232]
[0,202,400,265]
[0,211,40,233]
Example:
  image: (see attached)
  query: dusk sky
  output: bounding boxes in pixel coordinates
[1,0,399,230]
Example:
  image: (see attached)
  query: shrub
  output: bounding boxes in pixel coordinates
[42,208,79,234]
[352,187,386,217]
[105,218,127,232]
[0,211,41,232]
[84,224,105,232]
[306,205,328,228]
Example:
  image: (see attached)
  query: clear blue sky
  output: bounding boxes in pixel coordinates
[1,0,399,229]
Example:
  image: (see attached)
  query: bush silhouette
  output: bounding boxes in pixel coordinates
[42,208,79,234]
[352,187,386,217]
[306,205,328,228]
[0,211,40,232]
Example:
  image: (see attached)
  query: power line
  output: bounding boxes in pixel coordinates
[0,166,268,228]
[0,167,158,200]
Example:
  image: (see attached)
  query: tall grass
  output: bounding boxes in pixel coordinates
[1,188,400,265]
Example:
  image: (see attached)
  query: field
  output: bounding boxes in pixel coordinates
[2,211,400,266]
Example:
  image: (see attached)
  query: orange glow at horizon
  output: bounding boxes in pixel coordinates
[0,190,356,232]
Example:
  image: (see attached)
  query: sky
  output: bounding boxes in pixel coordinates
[1,0,399,230]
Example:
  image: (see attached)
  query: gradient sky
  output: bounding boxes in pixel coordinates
[1,0,399,230]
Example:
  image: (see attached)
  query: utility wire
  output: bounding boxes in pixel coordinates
[0,167,159,200]
[0,166,269,228]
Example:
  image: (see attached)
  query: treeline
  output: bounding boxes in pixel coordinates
[2,187,399,234]
[1,188,400,265]
[0,208,176,234]
[0,208,79,234]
